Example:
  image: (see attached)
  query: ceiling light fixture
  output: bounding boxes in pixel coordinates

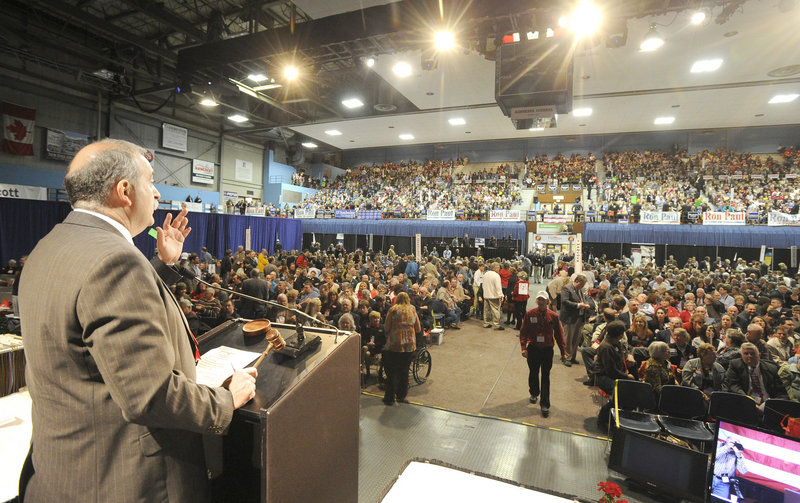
[366,57,375,67]
[572,107,593,117]
[325,130,342,136]
[228,114,249,123]
[252,84,282,91]
[399,133,415,140]
[691,11,706,24]
[768,94,799,104]
[342,98,364,109]
[690,58,723,73]
[392,61,412,77]
[640,24,664,52]
[247,73,268,82]
[654,116,675,125]
[529,127,545,132]
[284,66,299,80]
[301,142,318,148]
[434,31,455,51]
[448,118,466,126]
[570,1,602,38]
[199,97,218,107]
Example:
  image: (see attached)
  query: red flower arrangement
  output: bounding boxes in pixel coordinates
[597,481,627,503]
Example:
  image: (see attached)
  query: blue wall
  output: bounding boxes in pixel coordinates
[0,163,66,189]
[265,150,295,184]
[263,183,318,206]
[342,125,800,166]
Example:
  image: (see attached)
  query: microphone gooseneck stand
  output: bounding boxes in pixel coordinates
[182,270,342,356]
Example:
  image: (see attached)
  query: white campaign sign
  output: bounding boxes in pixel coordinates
[192,159,215,184]
[0,183,47,201]
[702,211,746,225]
[768,211,800,226]
[640,211,681,224]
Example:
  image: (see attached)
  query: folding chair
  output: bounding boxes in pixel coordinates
[708,391,760,426]
[610,379,661,435]
[657,385,714,451]
[762,398,800,433]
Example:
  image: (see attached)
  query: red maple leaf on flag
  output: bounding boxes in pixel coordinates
[7,120,28,141]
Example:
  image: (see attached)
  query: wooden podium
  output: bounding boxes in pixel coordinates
[197,320,360,503]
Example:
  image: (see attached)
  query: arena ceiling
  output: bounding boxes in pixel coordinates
[2,0,799,154]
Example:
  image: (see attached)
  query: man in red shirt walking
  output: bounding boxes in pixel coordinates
[520,291,567,417]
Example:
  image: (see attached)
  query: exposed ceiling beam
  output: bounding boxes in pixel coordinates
[25,0,178,62]
[118,0,207,41]
[177,0,541,74]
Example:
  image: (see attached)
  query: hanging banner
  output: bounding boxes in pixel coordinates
[426,209,456,220]
[543,214,568,224]
[45,129,90,161]
[2,102,36,156]
[537,223,564,235]
[702,211,746,225]
[293,208,316,219]
[640,211,681,224]
[0,183,47,201]
[490,209,521,221]
[574,234,582,273]
[192,159,215,184]
[223,190,238,199]
[534,234,576,244]
[235,159,253,182]
[768,211,800,226]
[334,209,357,219]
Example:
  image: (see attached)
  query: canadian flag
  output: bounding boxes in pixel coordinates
[3,102,36,156]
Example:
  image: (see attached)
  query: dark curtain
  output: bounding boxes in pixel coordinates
[0,199,71,263]
[0,199,302,263]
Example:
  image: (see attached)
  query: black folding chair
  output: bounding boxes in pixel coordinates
[657,385,714,450]
[762,398,800,433]
[610,379,661,435]
[708,391,760,426]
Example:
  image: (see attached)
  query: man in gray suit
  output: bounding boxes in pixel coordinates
[559,274,589,366]
[19,139,258,502]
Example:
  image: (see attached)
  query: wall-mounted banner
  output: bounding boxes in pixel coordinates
[293,208,316,219]
[543,214,567,224]
[45,129,90,161]
[161,123,187,152]
[534,234,576,244]
[222,190,238,199]
[192,159,215,184]
[245,206,266,217]
[537,223,565,235]
[702,211,746,225]
[768,211,800,226]
[357,210,383,220]
[640,211,681,225]
[490,209,521,221]
[0,183,47,201]
[170,201,204,213]
[235,158,253,182]
[426,209,456,220]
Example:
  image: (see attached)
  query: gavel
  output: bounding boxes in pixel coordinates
[252,329,286,368]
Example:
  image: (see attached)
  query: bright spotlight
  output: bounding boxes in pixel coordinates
[341,98,364,109]
[571,1,602,38]
[199,97,218,107]
[558,16,569,28]
[392,61,412,77]
[640,24,664,52]
[228,114,249,123]
[691,11,706,24]
[284,66,299,80]
[434,31,455,51]
[366,57,375,67]
[247,73,268,82]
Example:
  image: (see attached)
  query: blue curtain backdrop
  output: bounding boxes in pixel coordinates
[582,223,800,248]
[300,219,527,241]
[0,199,301,263]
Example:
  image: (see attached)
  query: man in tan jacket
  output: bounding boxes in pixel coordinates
[19,139,257,502]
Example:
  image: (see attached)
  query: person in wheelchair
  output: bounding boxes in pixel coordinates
[361,311,385,377]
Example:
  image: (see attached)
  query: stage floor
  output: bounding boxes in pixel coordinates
[358,393,660,503]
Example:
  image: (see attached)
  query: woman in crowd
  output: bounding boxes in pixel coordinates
[681,343,727,402]
[693,323,723,351]
[322,290,340,320]
[642,341,676,395]
[628,314,656,367]
[680,300,696,324]
[510,271,530,330]
[504,268,519,325]
[382,292,421,405]
[304,297,326,323]
[648,306,670,333]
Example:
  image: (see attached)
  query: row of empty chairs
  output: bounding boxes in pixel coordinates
[608,381,800,451]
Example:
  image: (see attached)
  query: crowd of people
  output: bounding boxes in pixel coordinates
[121,239,800,418]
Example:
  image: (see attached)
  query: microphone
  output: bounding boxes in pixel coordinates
[252,329,286,368]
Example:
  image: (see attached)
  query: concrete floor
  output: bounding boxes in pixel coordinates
[363,285,607,439]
